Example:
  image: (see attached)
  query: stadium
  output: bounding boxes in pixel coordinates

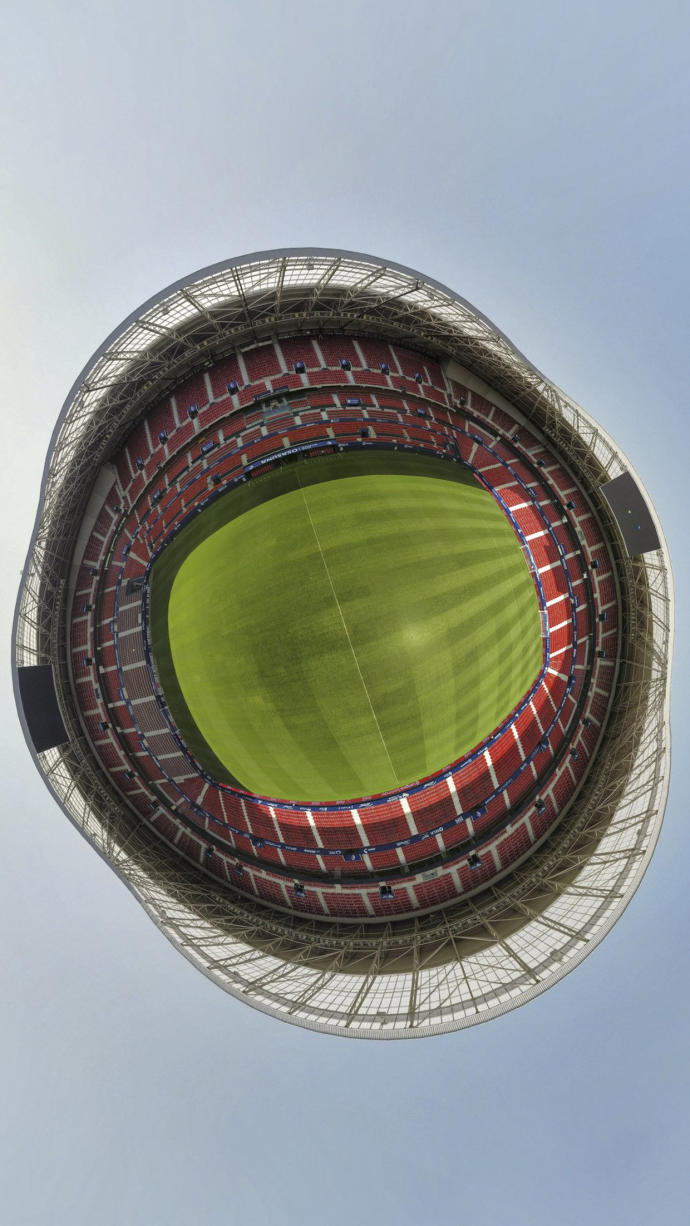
[13,248,673,1037]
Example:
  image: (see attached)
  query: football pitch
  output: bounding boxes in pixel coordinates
[149,451,542,803]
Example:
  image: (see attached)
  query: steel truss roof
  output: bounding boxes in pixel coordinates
[13,249,673,1037]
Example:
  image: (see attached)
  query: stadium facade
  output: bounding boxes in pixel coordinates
[13,249,673,1037]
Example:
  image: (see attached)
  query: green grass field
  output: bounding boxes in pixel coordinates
[149,452,542,803]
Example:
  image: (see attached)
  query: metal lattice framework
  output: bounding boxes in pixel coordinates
[13,249,673,1036]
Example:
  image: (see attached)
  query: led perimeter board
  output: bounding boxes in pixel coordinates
[13,250,673,1037]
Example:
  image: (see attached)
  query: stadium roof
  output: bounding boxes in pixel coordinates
[13,250,673,1037]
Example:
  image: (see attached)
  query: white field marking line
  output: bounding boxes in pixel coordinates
[297,480,400,786]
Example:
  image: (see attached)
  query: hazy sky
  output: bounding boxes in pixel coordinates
[2,3,688,1224]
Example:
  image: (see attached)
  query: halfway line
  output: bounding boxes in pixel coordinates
[297,479,400,786]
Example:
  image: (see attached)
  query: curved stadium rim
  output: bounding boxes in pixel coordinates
[12,248,673,1037]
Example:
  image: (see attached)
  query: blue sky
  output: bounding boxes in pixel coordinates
[1,3,688,1223]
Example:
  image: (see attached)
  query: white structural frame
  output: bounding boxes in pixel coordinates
[13,249,673,1037]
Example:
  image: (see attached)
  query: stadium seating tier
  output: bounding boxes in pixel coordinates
[67,336,620,921]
